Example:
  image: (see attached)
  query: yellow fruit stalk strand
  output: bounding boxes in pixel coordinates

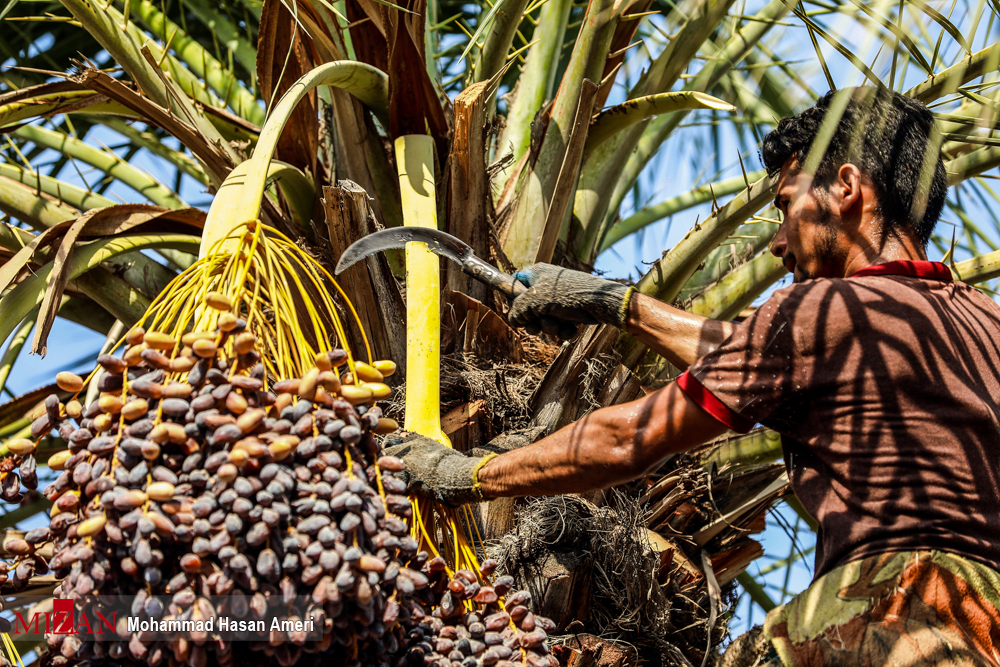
[2,631,23,667]
[135,218,370,382]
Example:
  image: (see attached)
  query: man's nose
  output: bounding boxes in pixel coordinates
[770,225,786,257]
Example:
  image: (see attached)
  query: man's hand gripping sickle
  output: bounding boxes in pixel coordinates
[382,428,545,506]
[508,264,636,339]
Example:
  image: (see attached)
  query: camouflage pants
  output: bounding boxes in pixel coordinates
[761,551,1000,667]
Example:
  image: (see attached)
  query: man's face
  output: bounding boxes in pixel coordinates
[769,159,843,282]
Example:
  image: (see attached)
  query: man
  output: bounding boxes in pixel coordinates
[387,88,1000,665]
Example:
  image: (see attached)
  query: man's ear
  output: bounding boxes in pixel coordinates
[834,163,863,214]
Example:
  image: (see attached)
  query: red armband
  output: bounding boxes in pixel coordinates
[676,371,755,434]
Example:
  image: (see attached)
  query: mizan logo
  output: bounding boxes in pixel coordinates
[12,599,117,636]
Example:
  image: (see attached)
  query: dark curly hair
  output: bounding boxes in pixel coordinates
[761,87,947,246]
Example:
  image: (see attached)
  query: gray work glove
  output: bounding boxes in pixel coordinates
[382,428,545,506]
[509,263,634,339]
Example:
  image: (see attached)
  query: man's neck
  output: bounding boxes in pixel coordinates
[839,230,928,278]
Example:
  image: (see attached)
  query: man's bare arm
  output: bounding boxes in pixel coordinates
[625,293,736,370]
[506,264,734,368]
[477,382,728,498]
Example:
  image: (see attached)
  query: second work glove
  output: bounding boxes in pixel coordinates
[509,263,635,339]
[382,428,544,507]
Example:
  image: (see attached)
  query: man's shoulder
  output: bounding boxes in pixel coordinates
[758,273,1000,342]
[760,277,861,315]
[773,272,994,307]
[765,273,925,310]
[753,278,882,345]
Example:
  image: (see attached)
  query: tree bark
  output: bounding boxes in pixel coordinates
[322,181,407,370]
[446,83,491,303]
[528,323,642,433]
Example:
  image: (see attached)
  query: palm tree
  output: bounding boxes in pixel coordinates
[2,0,1000,663]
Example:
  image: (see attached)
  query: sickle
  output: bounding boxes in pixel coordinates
[336,228,527,299]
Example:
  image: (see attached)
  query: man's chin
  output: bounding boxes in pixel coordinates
[781,254,810,282]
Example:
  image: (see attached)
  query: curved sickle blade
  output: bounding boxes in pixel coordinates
[335,227,472,274]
